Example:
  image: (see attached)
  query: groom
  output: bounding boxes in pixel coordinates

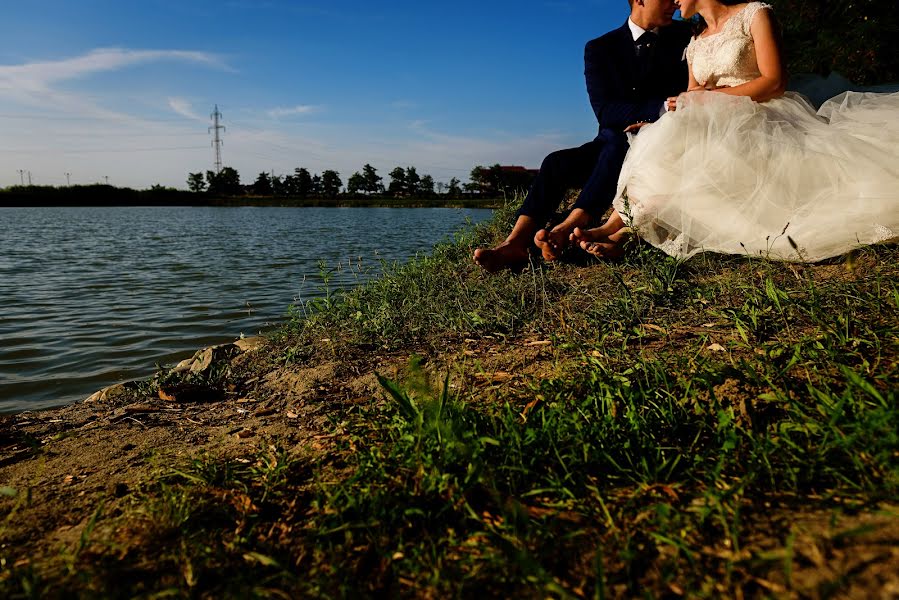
[474,0,692,271]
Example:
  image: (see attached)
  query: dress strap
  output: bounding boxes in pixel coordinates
[738,2,773,36]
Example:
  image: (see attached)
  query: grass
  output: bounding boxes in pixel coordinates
[2,198,898,597]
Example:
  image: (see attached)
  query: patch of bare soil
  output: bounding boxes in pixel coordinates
[3,298,897,597]
[0,330,561,569]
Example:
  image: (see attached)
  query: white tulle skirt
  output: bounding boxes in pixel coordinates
[612,90,899,261]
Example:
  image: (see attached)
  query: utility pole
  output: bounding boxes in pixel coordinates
[65,172,71,186]
[16,169,24,185]
[27,171,32,185]
[209,105,225,174]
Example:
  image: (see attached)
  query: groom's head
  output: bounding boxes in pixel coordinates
[629,0,678,29]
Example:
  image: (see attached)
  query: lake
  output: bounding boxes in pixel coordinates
[0,206,493,413]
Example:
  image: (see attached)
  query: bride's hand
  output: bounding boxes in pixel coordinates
[623,121,650,133]
[668,90,693,112]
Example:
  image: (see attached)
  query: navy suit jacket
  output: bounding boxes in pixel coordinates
[585,20,692,136]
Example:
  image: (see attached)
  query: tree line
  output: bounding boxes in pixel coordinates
[187,163,537,199]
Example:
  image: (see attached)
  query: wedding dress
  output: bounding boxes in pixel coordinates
[612,2,899,261]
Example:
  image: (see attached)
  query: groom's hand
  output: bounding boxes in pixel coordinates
[624,121,650,133]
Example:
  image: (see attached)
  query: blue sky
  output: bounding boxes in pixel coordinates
[0,1,634,189]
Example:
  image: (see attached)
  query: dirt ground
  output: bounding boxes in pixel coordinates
[2,325,898,598]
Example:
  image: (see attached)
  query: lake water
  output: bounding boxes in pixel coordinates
[0,206,493,413]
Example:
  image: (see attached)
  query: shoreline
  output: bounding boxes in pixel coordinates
[2,208,897,597]
[0,188,504,209]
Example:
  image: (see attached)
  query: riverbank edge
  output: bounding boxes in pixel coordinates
[0,190,504,209]
[2,207,898,597]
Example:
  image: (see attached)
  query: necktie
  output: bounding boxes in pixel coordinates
[635,31,658,59]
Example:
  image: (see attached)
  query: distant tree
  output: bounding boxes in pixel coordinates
[294,168,313,198]
[467,164,532,197]
[446,177,462,198]
[311,174,323,196]
[206,167,242,195]
[347,172,366,196]
[282,174,297,196]
[187,172,207,193]
[497,167,535,197]
[404,167,421,197]
[271,174,288,196]
[418,174,435,198]
[252,172,273,196]
[468,165,501,196]
[321,170,342,198]
[388,167,407,197]
[361,164,384,195]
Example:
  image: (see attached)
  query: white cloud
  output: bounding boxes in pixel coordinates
[0,47,228,120]
[168,97,205,121]
[0,48,226,92]
[266,105,319,118]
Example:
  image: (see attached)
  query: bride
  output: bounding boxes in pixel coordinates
[571,0,899,262]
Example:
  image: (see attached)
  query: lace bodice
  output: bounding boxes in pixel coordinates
[686,2,771,88]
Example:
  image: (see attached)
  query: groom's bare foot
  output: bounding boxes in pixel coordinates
[473,242,530,272]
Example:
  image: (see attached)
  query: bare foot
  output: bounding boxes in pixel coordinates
[532,208,593,262]
[535,223,583,262]
[473,242,530,272]
[569,225,611,245]
[569,211,625,246]
[578,227,632,260]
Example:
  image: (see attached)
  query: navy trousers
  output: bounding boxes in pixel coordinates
[517,128,629,225]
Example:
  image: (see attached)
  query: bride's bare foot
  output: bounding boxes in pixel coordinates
[473,242,530,272]
[578,227,632,260]
[570,210,626,245]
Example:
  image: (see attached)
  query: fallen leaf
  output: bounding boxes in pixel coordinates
[286,411,299,419]
[521,397,541,419]
[707,343,727,352]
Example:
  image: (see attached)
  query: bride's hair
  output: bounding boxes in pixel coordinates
[692,0,747,36]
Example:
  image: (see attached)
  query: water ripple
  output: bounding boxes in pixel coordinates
[0,206,492,413]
